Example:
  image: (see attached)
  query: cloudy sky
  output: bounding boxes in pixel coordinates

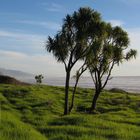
[0,0,140,77]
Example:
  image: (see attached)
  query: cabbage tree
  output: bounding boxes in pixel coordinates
[87,23,137,112]
[46,7,101,115]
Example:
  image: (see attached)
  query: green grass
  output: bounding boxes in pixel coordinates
[0,84,140,140]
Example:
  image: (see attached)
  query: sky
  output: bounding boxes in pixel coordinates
[0,0,140,77]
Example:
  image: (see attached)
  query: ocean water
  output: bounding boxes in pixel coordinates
[42,76,140,93]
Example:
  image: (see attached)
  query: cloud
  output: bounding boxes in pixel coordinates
[0,50,86,77]
[0,27,140,76]
[16,20,60,30]
[41,2,64,12]
[120,0,140,5]
[0,50,26,59]
[108,20,124,27]
[112,27,140,76]
[126,28,140,52]
[0,30,45,42]
[112,57,140,76]
[0,30,46,54]
[0,50,65,77]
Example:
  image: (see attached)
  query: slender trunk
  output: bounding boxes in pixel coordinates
[69,78,79,113]
[90,89,100,113]
[64,70,70,115]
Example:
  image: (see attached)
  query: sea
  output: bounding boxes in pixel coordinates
[40,76,140,93]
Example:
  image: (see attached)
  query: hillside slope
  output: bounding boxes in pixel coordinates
[0,68,33,78]
[0,68,34,83]
[0,75,30,85]
[0,84,140,140]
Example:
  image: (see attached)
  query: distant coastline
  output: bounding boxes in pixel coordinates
[0,68,140,93]
[25,76,140,93]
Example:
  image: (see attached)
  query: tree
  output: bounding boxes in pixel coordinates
[35,74,44,85]
[86,23,137,112]
[69,63,87,113]
[46,7,101,115]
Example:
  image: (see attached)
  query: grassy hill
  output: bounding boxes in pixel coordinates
[0,84,140,140]
[0,75,30,85]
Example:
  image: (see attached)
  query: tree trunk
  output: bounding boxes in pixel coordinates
[90,89,100,113]
[69,78,79,113]
[64,70,70,115]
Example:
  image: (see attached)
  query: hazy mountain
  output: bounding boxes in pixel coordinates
[0,68,35,83]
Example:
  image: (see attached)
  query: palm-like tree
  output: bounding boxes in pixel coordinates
[69,63,87,113]
[46,7,101,115]
[86,23,137,112]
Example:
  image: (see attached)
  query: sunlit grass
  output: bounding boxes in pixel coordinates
[0,84,140,140]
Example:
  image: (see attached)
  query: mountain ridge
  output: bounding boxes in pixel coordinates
[0,68,34,82]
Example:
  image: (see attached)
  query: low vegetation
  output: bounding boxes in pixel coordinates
[0,75,29,85]
[0,84,140,140]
